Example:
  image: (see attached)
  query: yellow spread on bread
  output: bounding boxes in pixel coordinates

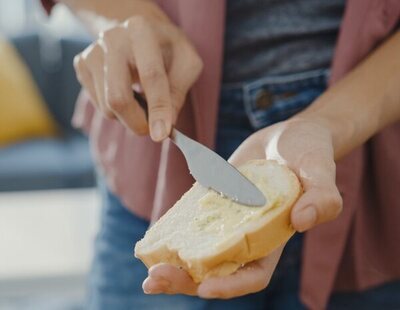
[190,173,279,235]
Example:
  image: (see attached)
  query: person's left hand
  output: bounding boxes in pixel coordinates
[143,246,284,298]
[142,118,343,298]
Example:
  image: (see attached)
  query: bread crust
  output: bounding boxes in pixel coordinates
[135,160,302,283]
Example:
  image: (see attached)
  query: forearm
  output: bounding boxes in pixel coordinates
[56,0,166,34]
[298,31,400,160]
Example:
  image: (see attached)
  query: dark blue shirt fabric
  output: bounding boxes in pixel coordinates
[223,0,346,82]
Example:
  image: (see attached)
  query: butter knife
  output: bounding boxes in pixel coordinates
[134,91,267,207]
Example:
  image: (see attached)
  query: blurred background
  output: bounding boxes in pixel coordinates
[0,1,98,309]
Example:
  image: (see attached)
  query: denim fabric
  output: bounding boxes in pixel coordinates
[87,183,270,310]
[88,69,400,309]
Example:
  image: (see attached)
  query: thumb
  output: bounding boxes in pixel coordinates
[291,185,343,232]
[228,134,265,167]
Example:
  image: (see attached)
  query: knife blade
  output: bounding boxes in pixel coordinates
[134,91,267,207]
[170,128,266,207]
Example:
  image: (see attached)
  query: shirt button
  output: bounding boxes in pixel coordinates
[255,89,273,109]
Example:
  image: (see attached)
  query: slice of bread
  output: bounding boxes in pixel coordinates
[134,160,302,283]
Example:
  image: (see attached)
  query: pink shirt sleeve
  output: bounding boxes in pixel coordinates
[40,0,55,14]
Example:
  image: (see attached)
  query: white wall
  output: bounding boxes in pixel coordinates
[0,189,100,280]
[0,0,90,39]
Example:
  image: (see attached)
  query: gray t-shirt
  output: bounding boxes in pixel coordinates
[223,0,345,82]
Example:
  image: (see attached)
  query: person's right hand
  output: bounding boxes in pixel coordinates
[73,3,203,141]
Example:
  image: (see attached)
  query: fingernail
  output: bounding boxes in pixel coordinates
[144,287,163,294]
[143,278,171,294]
[199,289,218,299]
[295,206,317,232]
[151,120,166,141]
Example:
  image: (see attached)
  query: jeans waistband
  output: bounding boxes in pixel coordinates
[222,68,329,92]
[219,69,329,129]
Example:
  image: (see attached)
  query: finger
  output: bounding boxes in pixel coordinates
[143,263,198,295]
[83,43,115,119]
[128,17,172,141]
[100,29,148,134]
[198,246,284,299]
[291,156,342,232]
[142,276,171,295]
[73,54,98,104]
[168,42,203,124]
[291,185,343,232]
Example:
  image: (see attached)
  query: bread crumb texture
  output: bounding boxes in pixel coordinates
[135,160,302,283]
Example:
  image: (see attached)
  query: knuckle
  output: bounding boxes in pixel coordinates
[180,43,203,74]
[73,57,87,83]
[190,53,204,74]
[101,27,121,39]
[126,15,150,32]
[73,55,83,70]
[325,190,343,220]
[149,101,171,115]
[141,65,164,82]
[99,26,125,45]
[83,43,103,65]
[332,195,343,217]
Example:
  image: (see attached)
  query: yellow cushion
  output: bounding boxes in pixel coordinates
[0,36,58,146]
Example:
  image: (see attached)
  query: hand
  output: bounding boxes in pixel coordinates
[232,118,343,232]
[73,3,203,141]
[143,246,284,299]
[143,118,343,298]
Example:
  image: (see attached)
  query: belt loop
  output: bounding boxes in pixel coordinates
[242,82,263,129]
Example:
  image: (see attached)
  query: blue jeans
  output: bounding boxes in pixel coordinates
[88,70,400,309]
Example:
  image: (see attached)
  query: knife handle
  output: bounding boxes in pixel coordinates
[133,90,149,121]
[134,90,179,140]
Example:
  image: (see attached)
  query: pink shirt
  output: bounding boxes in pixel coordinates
[44,0,400,309]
